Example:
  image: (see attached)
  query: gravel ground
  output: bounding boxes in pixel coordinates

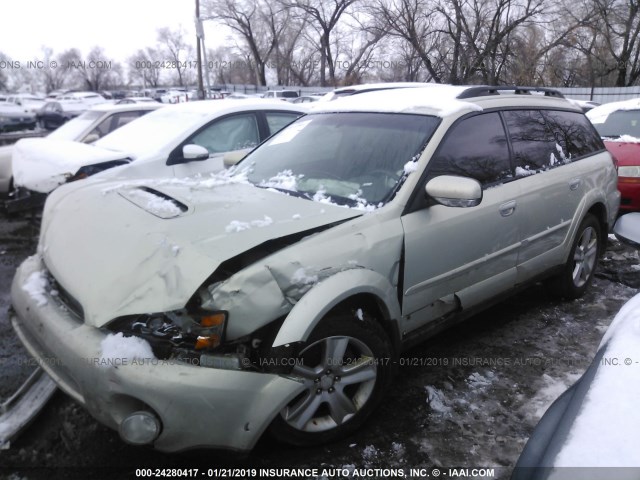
[0,215,637,480]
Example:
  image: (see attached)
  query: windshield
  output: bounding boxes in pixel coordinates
[48,110,103,141]
[592,110,640,138]
[94,108,208,156]
[240,112,439,209]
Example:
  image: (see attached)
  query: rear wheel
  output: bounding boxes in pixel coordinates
[269,312,392,446]
[549,214,601,299]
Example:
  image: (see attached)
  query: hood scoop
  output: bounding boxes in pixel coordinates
[119,187,188,219]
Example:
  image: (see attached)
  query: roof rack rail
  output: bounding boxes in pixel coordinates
[457,86,565,100]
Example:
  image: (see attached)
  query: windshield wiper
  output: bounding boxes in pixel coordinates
[256,185,312,200]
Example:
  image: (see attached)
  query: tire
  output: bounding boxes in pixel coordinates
[548,214,601,299]
[269,312,393,446]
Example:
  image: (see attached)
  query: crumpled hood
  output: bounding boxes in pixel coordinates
[12,138,129,193]
[41,180,360,327]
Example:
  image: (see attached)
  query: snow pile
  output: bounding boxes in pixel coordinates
[21,271,49,307]
[466,371,496,391]
[425,386,451,414]
[404,160,419,174]
[291,267,319,286]
[224,215,274,233]
[258,170,300,191]
[609,134,640,143]
[347,190,377,212]
[100,332,155,364]
[362,445,379,461]
[552,293,640,466]
[102,167,249,195]
[524,372,582,419]
[125,189,183,217]
[515,166,535,177]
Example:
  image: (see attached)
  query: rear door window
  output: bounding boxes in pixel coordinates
[503,110,558,175]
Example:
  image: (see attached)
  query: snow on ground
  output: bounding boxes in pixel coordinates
[522,372,583,419]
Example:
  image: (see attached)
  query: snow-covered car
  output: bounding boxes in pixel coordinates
[11,86,618,452]
[0,103,36,133]
[12,99,307,198]
[587,99,640,213]
[55,91,107,106]
[0,102,162,200]
[566,98,600,113]
[5,94,46,114]
[513,212,640,477]
[115,97,160,105]
[263,90,299,101]
[35,100,87,130]
[317,82,436,102]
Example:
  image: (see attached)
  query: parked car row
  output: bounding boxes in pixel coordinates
[9,85,621,455]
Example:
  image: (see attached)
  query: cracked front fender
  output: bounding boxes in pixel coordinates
[272,268,401,347]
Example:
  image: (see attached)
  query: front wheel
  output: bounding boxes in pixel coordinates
[269,313,393,446]
[549,214,601,299]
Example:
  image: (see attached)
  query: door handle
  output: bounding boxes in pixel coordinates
[569,178,581,191]
[499,200,517,217]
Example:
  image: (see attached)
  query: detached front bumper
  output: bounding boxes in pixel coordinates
[11,255,304,452]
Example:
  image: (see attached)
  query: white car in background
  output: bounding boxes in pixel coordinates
[11,99,307,203]
[5,94,46,114]
[55,91,107,106]
[0,103,161,201]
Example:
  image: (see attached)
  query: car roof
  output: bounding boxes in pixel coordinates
[89,102,163,113]
[311,85,577,117]
[155,98,309,116]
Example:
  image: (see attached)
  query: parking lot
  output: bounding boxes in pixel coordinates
[0,212,637,479]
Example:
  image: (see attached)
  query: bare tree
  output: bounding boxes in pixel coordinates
[371,0,446,83]
[157,27,190,87]
[284,0,359,86]
[203,0,280,85]
[129,48,163,88]
[589,0,640,86]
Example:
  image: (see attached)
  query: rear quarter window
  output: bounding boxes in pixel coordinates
[542,110,605,158]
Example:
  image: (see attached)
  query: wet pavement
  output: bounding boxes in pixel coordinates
[0,215,637,480]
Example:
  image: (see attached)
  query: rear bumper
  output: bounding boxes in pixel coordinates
[11,255,304,452]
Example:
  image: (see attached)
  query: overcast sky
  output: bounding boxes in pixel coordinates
[1,0,224,64]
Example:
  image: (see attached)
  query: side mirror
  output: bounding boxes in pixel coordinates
[83,133,100,144]
[223,149,250,168]
[614,212,640,248]
[182,144,210,161]
[425,175,482,208]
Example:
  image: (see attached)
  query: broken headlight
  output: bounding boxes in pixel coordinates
[106,309,227,359]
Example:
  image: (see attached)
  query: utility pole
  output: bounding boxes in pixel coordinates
[195,0,206,100]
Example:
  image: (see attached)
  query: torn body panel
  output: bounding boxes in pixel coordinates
[39,180,360,327]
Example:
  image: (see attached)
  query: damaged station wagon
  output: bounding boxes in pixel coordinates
[11,86,619,452]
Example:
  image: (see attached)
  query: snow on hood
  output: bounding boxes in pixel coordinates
[40,180,360,327]
[552,293,640,467]
[12,138,130,193]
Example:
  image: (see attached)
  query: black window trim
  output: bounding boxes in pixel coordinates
[404,107,606,215]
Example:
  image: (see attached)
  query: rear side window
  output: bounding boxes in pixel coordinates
[503,110,558,174]
[427,112,511,186]
[542,110,604,159]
